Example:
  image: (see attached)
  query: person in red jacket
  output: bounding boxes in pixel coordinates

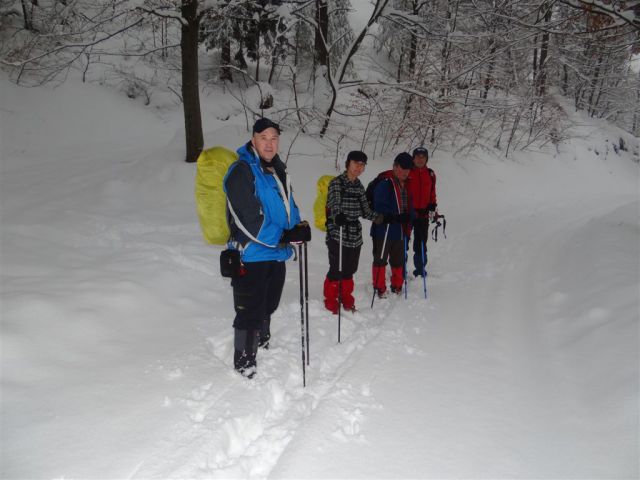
[407,146,437,277]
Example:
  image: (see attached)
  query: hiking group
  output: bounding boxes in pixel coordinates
[216,117,438,378]
[323,147,438,312]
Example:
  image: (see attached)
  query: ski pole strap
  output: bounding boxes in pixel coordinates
[227,198,276,248]
[432,214,446,242]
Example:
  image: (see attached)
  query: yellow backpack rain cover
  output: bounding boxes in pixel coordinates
[195,146,238,244]
[313,174,335,232]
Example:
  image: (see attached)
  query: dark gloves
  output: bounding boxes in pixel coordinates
[280,221,311,244]
[372,213,384,225]
[334,213,349,227]
[415,206,436,219]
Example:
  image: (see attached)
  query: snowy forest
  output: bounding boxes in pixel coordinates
[1,1,639,479]
[2,0,640,162]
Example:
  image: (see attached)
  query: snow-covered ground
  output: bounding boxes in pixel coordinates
[1,75,638,479]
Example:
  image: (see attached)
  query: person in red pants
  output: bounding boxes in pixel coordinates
[370,153,415,297]
[324,151,383,313]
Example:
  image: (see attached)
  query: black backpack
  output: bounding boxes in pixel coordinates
[365,174,385,209]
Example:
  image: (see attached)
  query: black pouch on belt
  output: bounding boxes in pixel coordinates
[220,249,242,278]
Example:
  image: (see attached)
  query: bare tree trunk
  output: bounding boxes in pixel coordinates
[588,53,603,116]
[315,0,329,70]
[633,71,640,135]
[406,0,419,80]
[294,22,301,68]
[536,3,552,97]
[162,18,168,60]
[221,38,232,82]
[288,66,305,132]
[439,0,459,99]
[397,46,404,82]
[181,0,203,163]
[267,55,276,84]
[255,36,260,82]
[593,70,606,115]
[482,41,496,102]
[532,35,538,86]
[268,23,283,85]
[319,0,391,136]
[21,0,33,30]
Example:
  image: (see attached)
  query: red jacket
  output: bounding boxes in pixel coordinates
[408,166,437,215]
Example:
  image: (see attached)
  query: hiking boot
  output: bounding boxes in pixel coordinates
[258,334,270,350]
[390,286,403,294]
[260,318,271,350]
[234,329,258,379]
[236,365,256,379]
[234,350,257,379]
[376,289,387,299]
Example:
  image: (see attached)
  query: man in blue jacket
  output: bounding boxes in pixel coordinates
[224,118,310,378]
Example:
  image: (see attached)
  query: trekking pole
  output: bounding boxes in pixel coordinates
[403,234,408,299]
[304,241,309,365]
[298,243,306,387]
[338,226,343,343]
[421,238,428,299]
[371,224,390,309]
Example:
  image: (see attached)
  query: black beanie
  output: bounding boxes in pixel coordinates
[253,117,281,134]
[393,152,413,169]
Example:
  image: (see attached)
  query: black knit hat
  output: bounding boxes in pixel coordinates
[253,117,281,134]
[413,146,429,158]
[393,152,413,169]
[347,150,368,164]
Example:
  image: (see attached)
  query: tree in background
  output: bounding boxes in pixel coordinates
[373,0,639,154]
[1,0,638,160]
[1,0,217,163]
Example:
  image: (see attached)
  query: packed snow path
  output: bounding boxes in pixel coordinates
[1,79,638,478]
[133,197,637,479]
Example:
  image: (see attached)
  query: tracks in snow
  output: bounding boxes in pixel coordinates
[132,288,410,479]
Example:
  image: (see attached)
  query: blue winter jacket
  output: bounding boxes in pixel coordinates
[370,177,414,241]
[224,143,301,262]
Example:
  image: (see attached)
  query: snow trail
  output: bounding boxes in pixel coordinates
[270,195,639,478]
[2,75,637,478]
[131,282,411,478]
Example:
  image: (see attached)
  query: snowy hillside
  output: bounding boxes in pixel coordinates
[1,73,639,479]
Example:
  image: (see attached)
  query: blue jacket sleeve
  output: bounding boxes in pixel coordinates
[225,161,271,247]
